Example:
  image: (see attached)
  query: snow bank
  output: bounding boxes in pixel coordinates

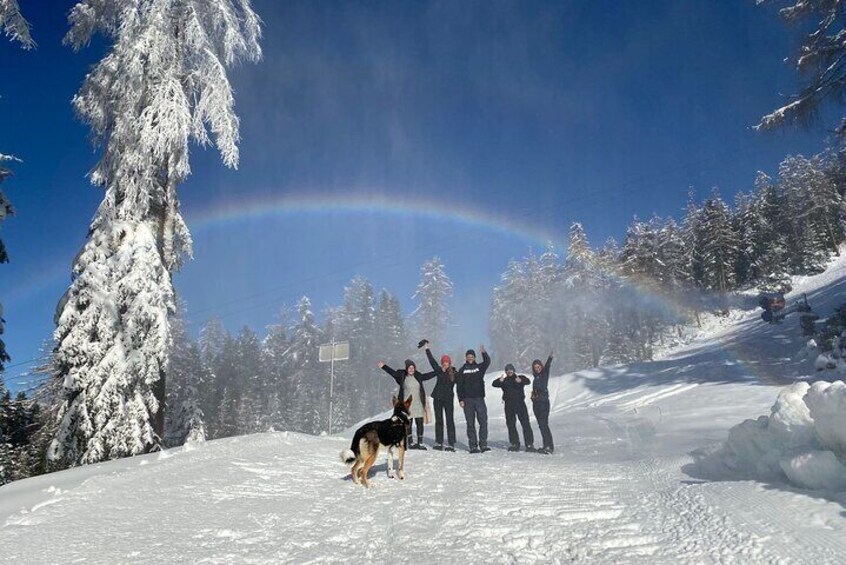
[705,381,846,492]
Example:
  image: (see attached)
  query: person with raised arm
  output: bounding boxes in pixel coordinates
[456,345,492,453]
[493,363,535,452]
[377,359,436,450]
[530,353,555,454]
[421,339,458,452]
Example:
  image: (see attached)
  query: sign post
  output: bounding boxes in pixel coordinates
[318,338,350,435]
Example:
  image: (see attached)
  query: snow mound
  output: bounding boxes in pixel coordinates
[701,381,846,491]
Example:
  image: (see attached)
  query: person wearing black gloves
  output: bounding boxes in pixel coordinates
[456,345,491,453]
[493,364,535,452]
[378,359,436,449]
[530,353,554,454]
[421,340,458,452]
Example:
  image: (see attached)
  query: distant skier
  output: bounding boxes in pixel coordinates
[530,354,555,454]
[421,340,458,452]
[456,345,492,453]
[492,364,535,452]
[378,359,436,450]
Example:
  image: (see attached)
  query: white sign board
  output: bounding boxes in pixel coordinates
[319,341,350,362]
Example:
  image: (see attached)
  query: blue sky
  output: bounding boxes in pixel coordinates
[0,0,835,390]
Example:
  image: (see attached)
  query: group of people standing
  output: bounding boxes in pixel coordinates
[377,341,555,455]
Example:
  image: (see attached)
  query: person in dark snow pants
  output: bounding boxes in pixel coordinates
[492,364,535,452]
[378,359,436,449]
[531,354,554,454]
[423,341,458,451]
[456,346,492,453]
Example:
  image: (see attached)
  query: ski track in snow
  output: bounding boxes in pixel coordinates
[5,256,846,563]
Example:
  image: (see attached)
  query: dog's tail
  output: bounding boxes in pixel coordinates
[340,449,356,465]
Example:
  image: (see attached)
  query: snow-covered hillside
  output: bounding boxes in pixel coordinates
[4,260,846,563]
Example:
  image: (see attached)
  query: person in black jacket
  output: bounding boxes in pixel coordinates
[378,359,437,449]
[530,353,554,454]
[492,364,535,452]
[423,341,458,452]
[456,345,491,453]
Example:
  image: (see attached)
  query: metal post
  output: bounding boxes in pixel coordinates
[329,336,335,435]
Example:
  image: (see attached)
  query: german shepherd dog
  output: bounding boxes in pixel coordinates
[340,395,412,487]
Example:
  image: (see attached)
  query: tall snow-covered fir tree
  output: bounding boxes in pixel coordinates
[196,317,224,432]
[696,191,740,293]
[163,305,206,447]
[50,0,262,466]
[411,257,453,348]
[332,277,377,426]
[288,297,325,435]
[261,308,292,432]
[490,259,530,366]
[374,289,408,409]
[236,326,264,434]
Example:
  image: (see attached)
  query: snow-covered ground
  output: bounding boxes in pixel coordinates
[4,259,846,563]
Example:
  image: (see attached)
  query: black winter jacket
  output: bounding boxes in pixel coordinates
[492,374,531,403]
[425,349,458,401]
[381,365,436,406]
[456,351,491,401]
[531,356,553,401]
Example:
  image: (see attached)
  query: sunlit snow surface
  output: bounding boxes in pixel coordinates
[4,258,846,563]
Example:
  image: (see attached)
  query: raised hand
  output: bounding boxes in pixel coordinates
[377,361,385,369]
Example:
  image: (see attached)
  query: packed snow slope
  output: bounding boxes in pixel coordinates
[4,260,846,563]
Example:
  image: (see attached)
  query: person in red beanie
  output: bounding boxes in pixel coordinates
[423,340,458,451]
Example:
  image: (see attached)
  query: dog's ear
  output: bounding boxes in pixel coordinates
[391,395,398,407]
[404,395,413,410]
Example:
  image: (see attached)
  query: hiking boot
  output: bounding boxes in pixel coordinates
[507,445,520,452]
[432,444,444,451]
[525,445,537,453]
[480,446,491,453]
[469,447,480,454]
[415,442,427,451]
[444,445,456,452]
[537,447,551,455]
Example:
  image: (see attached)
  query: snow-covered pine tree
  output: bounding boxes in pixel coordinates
[375,290,408,410]
[261,309,292,432]
[620,218,662,285]
[1,0,32,47]
[657,218,690,291]
[163,305,206,447]
[236,326,264,434]
[411,257,453,350]
[50,0,261,466]
[697,190,740,293]
[490,259,530,366]
[211,332,241,438]
[778,155,831,273]
[332,277,377,424]
[757,0,846,136]
[196,317,224,432]
[563,224,608,368]
[288,297,325,435]
[748,171,793,289]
